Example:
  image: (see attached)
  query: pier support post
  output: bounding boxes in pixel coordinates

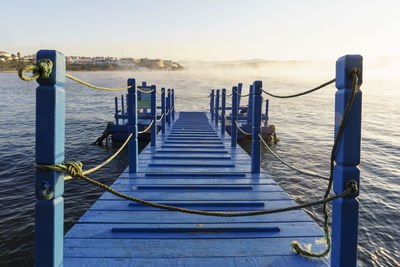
[161,87,166,134]
[221,88,226,135]
[151,85,157,146]
[167,89,171,125]
[231,86,238,147]
[215,89,220,127]
[121,95,125,124]
[127,78,138,173]
[210,89,215,121]
[114,96,119,126]
[251,81,262,173]
[331,55,362,267]
[265,99,269,123]
[171,89,175,121]
[35,50,65,267]
[247,85,254,125]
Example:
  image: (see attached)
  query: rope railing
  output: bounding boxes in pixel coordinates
[137,88,155,94]
[138,120,154,134]
[65,74,132,91]
[63,133,133,181]
[157,113,165,122]
[234,120,252,136]
[258,133,329,180]
[234,90,249,97]
[36,162,357,218]
[261,78,336,98]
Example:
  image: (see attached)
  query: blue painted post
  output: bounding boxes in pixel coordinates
[150,85,156,146]
[237,82,243,107]
[231,86,238,147]
[171,89,175,121]
[121,95,125,124]
[161,87,166,134]
[265,99,269,122]
[114,96,119,126]
[210,89,215,121]
[127,78,138,173]
[221,88,226,135]
[35,50,65,267]
[331,55,363,267]
[215,89,220,127]
[251,81,262,173]
[247,85,254,125]
[167,89,171,125]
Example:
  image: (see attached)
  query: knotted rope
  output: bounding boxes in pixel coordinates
[35,162,357,218]
[18,59,53,81]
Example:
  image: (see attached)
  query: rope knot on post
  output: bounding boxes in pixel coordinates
[18,58,53,81]
[35,161,84,179]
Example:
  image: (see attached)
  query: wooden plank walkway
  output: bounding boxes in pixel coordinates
[64,111,330,266]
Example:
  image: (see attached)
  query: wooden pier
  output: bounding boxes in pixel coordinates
[28,50,362,267]
[63,112,330,266]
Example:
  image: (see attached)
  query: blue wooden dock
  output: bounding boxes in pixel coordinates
[27,50,362,267]
[63,112,330,266]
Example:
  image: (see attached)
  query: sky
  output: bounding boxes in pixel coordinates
[1,0,400,61]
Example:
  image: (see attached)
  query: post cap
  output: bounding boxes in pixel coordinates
[336,55,363,89]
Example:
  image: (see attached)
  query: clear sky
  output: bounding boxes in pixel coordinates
[1,0,399,60]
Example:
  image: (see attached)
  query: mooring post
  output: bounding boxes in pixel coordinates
[114,96,119,126]
[35,50,65,267]
[231,86,238,147]
[237,82,243,107]
[171,89,175,121]
[121,95,125,124]
[265,99,269,122]
[210,89,215,121]
[215,89,220,127]
[331,55,362,267]
[167,89,171,125]
[251,81,262,173]
[161,87,166,134]
[127,78,138,173]
[247,85,254,125]
[150,85,157,146]
[221,88,226,135]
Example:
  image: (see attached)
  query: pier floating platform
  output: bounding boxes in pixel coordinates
[64,112,329,266]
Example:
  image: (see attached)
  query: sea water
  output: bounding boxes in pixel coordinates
[0,64,399,266]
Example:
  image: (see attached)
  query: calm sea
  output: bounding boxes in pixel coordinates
[0,64,399,266]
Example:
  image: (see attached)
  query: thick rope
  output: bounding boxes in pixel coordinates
[259,134,329,180]
[234,90,249,97]
[261,79,336,98]
[291,71,359,258]
[166,108,170,115]
[65,74,132,91]
[64,133,132,180]
[35,162,357,217]
[157,113,165,122]
[137,88,155,93]
[18,59,53,81]
[138,120,155,134]
[234,120,252,135]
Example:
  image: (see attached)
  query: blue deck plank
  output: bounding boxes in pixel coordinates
[64,112,329,266]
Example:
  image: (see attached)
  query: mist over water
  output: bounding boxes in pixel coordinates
[0,60,399,266]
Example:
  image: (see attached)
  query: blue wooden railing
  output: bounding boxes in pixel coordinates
[34,49,362,267]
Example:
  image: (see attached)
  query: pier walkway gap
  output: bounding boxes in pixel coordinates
[64,111,330,266]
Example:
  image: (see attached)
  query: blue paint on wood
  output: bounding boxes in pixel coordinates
[215,89,220,126]
[210,89,215,121]
[114,96,119,126]
[331,55,362,267]
[231,86,238,147]
[121,95,125,124]
[221,88,226,135]
[35,49,65,267]
[127,78,138,173]
[171,89,175,121]
[167,89,171,125]
[151,85,156,146]
[251,81,262,173]
[161,87,166,134]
